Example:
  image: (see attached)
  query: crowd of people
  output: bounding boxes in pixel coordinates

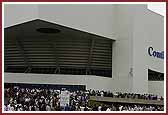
[91,104,164,111]
[88,90,164,100]
[4,86,164,111]
[4,87,90,111]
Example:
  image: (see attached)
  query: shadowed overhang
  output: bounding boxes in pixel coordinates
[4,19,114,77]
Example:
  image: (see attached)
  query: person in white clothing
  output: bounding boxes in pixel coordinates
[100,91,104,97]
[98,105,102,111]
[119,105,123,111]
[106,107,111,111]
[80,106,85,111]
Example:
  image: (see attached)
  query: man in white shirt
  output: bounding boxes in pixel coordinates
[98,105,102,111]
[100,91,104,97]
[106,107,111,111]
[80,106,85,111]
[119,105,123,111]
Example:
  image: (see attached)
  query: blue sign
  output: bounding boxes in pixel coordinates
[148,47,164,59]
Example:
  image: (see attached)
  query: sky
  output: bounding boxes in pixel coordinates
[147,3,166,16]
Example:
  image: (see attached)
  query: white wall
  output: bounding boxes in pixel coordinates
[132,5,164,95]
[145,10,164,97]
[4,73,119,92]
[38,4,117,39]
[148,81,164,97]
[4,4,117,39]
[146,10,164,73]
[4,4,38,28]
[112,5,139,93]
[113,4,164,95]
[132,5,149,94]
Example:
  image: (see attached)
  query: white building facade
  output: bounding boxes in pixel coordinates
[4,4,165,97]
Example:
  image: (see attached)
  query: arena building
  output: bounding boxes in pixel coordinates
[3,3,165,99]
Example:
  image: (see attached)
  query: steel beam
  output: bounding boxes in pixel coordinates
[16,37,30,67]
[46,36,60,74]
[86,38,95,75]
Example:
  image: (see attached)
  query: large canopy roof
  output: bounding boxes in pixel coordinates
[4,19,113,77]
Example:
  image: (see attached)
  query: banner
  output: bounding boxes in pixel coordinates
[60,90,70,107]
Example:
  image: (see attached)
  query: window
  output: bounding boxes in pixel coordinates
[148,69,164,81]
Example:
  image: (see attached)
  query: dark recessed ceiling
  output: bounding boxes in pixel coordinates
[4,19,114,77]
